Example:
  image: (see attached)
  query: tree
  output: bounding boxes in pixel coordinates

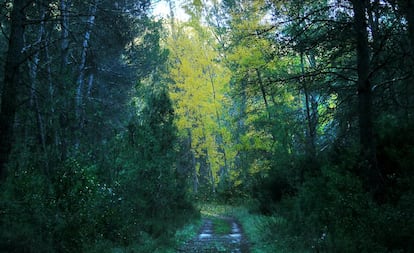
[166,18,233,195]
[0,0,198,251]
[0,0,28,181]
[350,0,379,191]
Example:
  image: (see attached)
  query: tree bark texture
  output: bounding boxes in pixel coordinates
[76,1,97,124]
[60,0,71,70]
[0,0,28,181]
[403,0,414,55]
[351,0,379,191]
[300,52,316,158]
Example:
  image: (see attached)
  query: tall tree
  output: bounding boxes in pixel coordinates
[166,19,233,194]
[351,0,379,191]
[0,0,28,181]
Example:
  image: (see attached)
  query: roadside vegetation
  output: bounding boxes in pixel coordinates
[1,0,414,252]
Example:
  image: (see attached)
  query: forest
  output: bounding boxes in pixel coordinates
[0,0,413,252]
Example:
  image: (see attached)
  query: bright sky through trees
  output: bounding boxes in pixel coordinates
[151,0,190,21]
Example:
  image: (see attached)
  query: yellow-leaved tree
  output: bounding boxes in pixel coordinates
[165,18,234,196]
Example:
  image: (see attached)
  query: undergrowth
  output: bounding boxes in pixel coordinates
[197,203,298,253]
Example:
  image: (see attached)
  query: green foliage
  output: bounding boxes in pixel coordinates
[2,0,414,252]
[112,83,198,250]
[211,217,232,235]
[166,20,234,195]
[0,85,198,251]
[173,216,202,246]
[248,151,414,252]
[0,159,112,252]
[1,0,200,252]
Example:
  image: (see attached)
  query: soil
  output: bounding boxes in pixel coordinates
[177,217,250,253]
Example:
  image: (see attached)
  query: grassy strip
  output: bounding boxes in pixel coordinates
[211,217,232,235]
[197,203,309,253]
[173,216,202,246]
[168,203,308,253]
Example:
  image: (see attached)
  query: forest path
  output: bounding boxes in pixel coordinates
[177,216,250,252]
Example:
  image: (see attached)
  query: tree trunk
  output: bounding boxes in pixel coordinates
[0,0,28,181]
[187,129,198,194]
[300,52,316,158]
[351,0,379,191]
[75,1,97,147]
[60,0,71,70]
[403,0,414,55]
[25,7,49,172]
[256,68,270,118]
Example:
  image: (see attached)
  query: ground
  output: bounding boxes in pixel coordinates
[177,216,250,253]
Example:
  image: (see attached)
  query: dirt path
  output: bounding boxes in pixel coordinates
[177,217,250,253]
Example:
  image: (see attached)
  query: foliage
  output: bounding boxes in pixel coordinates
[166,18,235,196]
[0,1,197,252]
[0,159,111,253]
[1,0,414,252]
[187,0,414,252]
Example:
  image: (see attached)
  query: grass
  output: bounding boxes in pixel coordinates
[211,217,232,235]
[173,217,202,245]
[169,202,310,253]
[196,202,310,253]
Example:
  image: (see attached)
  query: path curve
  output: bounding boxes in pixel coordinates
[178,217,250,253]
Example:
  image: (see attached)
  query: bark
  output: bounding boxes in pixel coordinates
[300,52,316,157]
[56,0,72,158]
[0,0,28,181]
[351,0,379,190]
[76,1,97,141]
[26,5,49,171]
[187,129,198,194]
[60,0,71,70]
[206,65,229,179]
[167,0,176,39]
[255,68,270,118]
[44,33,60,150]
[208,155,216,194]
[404,0,414,55]
[367,0,380,45]
[86,73,94,99]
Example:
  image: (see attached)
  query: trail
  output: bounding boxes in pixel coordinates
[178,217,250,253]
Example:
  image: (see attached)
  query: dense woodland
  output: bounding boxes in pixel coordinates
[0,0,413,252]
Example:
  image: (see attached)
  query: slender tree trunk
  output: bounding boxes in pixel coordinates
[167,0,176,39]
[58,0,72,159]
[206,65,229,180]
[60,0,71,70]
[351,0,379,191]
[187,129,198,194]
[75,1,97,148]
[403,0,414,55]
[44,34,59,149]
[76,1,97,123]
[26,6,49,172]
[86,73,95,99]
[0,0,28,181]
[300,52,316,157]
[256,68,270,118]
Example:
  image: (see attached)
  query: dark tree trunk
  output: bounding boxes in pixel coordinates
[60,0,71,70]
[351,0,379,191]
[300,52,316,158]
[404,0,414,54]
[256,68,270,118]
[0,0,27,181]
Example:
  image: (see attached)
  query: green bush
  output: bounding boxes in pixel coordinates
[0,158,122,253]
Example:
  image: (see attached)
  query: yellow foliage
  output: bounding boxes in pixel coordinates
[166,21,233,188]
